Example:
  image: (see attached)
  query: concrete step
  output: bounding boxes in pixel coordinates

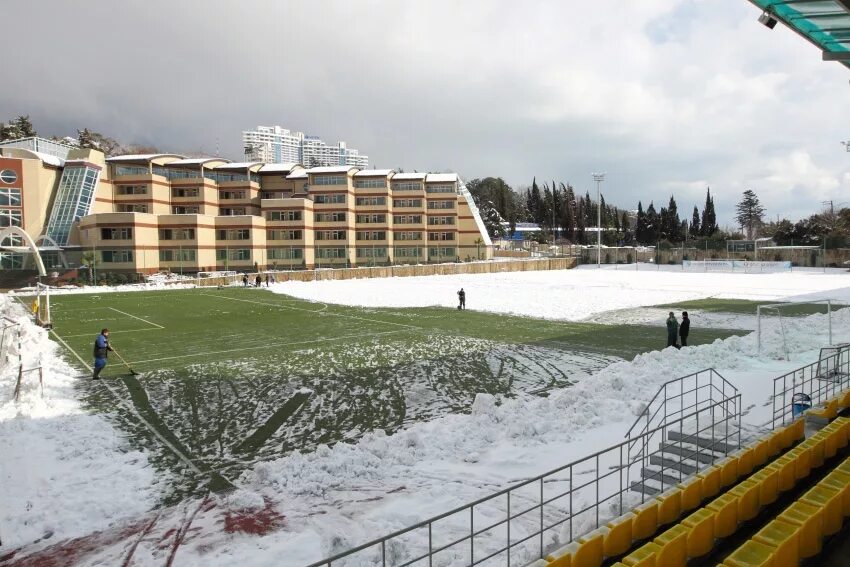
[641,467,684,487]
[667,430,740,454]
[649,454,699,475]
[630,480,661,496]
[658,442,722,464]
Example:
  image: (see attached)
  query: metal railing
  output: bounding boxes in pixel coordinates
[304,395,741,567]
[771,344,850,429]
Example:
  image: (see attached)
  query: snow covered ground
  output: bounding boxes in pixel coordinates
[270,265,850,321]
[4,267,850,566]
[0,296,161,552]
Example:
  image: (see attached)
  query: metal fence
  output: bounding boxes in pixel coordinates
[771,344,850,429]
[305,371,741,567]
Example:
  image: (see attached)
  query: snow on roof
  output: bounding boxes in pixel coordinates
[287,170,309,179]
[390,172,426,180]
[426,173,458,183]
[166,158,229,167]
[259,163,301,173]
[106,154,184,162]
[4,149,65,167]
[307,166,356,174]
[353,169,394,177]
[214,161,263,170]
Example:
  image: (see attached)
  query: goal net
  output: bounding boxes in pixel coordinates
[757,300,842,360]
[682,260,792,273]
[32,282,52,329]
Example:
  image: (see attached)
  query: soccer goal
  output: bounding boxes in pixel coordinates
[756,300,837,360]
[31,282,52,329]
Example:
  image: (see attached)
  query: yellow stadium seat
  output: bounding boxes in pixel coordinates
[575,530,604,567]
[713,455,740,488]
[777,500,823,559]
[750,467,779,506]
[707,492,739,538]
[697,466,722,500]
[681,507,715,558]
[631,499,659,541]
[801,485,843,536]
[825,418,849,448]
[786,418,806,444]
[653,524,688,567]
[821,469,850,516]
[677,476,703,513]
[525,561,549,567]
[722,539,775,567]
[766,456,796,493]
[752,520,800,567]
[806,397,839,422]
[545,543,572,567]
[767,428,785,457]
[799,437,825,469]
[839,390,850,408]
[751,438,770,468]
[730,448,753,479]
[601,513,634,557]
[783,445,812,481]
[837,456,850,476]
[729,480,761,522]
[655,488,682,526]
[622,542,660,567]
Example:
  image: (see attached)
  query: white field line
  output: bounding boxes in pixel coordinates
[61,328,161,338]
[45,327,207,477]
[127,329,409,365]
[109,307,165,329]
[201,292,421,330]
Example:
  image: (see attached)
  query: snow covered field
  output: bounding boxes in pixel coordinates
[270,265,850,321]
[3,267,850,566]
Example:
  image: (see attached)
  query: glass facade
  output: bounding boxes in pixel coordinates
[45,164,101,245]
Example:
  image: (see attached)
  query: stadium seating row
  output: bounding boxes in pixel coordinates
[542,418,808,567]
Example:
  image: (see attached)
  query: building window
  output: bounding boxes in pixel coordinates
[171,205,198,214]
[312,175,346,186]
[0,170,18,184]
[315,212,346,222]
[354,179,385,189]
[314,193,346,204]
[426,184,456,194]
[393,215,422,224]
[101,250,134,263]
[428,232,455,241]
[159,228,195,240]
[315,230,347,241]
[159,249,196,262]
[216,229,250,240]
[268,248,303,260]
[428,216,456,225]
[356,214,386,224]
[356,247,387,258]
[393,198,421,208]
[392,182,422,191]
[315,247,346,259]
[0,209,22,227]
[45,165,101,246]
[172,187,199,198]
[220,190,246,200]
[394,246,422,257]
[101,227,132,240]
[429,247,456,258]
[394,231,422,241]
[119,204,148,213]
[356,231,386,241]
[267,229,302,240]
[267,210,302,221]
[356,196,387,206]
[220,207,246,216]
[0,188,22,206]
[428,200,455,210]
[216,249,251,261]
[117,185,147,195]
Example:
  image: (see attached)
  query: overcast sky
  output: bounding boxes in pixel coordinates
[2,0,848,226]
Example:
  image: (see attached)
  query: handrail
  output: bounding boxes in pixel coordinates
[304,395,741,567]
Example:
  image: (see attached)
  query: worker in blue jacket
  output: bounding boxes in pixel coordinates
[93,328,113,380]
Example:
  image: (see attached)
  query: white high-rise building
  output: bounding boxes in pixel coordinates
[242,125,369,168]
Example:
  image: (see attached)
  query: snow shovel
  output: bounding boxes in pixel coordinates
[112,349,139,376]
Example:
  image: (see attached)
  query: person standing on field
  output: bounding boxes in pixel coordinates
[255,274,262,287]
[666,312,680,349]
[679,311,690,347]
[457,288,466,310]
[92,328,113,380]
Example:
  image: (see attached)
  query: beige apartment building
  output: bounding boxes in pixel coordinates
[0,139,492,274]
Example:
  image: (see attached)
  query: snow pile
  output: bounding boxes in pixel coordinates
[0,296,160,550]
[270,265,850,321]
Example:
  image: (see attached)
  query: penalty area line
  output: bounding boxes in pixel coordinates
[108,307,165,329]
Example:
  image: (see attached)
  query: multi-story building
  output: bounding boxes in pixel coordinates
[0,139,490,274]
[243,124,369,168]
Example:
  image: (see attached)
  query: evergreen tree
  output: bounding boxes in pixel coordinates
[636,201,647,244]
[700,188,718,236]
[690,206,701,238]
[645,202,660,243]
[735,189,766,239]
[666,195,682,242]
[530,178,543,224]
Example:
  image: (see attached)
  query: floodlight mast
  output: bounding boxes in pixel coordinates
[592,173,606,268]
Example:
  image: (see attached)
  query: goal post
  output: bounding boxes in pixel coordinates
[33,282,52,329]
[757,299,837,359]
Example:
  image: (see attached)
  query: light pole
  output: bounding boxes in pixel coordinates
[592,173,605,267]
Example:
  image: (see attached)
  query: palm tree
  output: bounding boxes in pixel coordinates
[81,251,96,284]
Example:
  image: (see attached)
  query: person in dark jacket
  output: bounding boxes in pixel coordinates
[457,288,466,310]
[93,328,113,380]
[255,274,262,287]
[666,312,679,349]
[242,274,249,287]
[679,311,690,347]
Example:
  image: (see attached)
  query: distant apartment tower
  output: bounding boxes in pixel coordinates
[243,125,368,168]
